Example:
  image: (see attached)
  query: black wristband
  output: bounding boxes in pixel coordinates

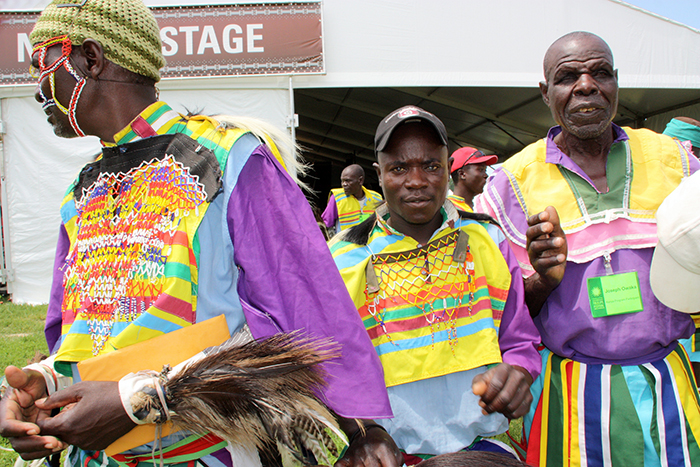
[348,423,388,445]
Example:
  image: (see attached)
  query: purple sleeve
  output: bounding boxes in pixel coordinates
[688,149,700,172]
[497,234,542,380]
[46,224,69,354]
[227,145,392,419]
[321,194,338,229]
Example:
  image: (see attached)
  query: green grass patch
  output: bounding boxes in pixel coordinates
[0,300,49,467]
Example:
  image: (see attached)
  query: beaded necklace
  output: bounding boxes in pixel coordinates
[364,229,477,353]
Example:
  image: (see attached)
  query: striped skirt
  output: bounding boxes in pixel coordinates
[524,345,700,467]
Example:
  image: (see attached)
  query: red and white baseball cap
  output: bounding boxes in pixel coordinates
[450,147,498,173]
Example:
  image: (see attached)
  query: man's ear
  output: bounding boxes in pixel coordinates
[373,161,381,178]
[539,81,549,106]
[81,39,105,79]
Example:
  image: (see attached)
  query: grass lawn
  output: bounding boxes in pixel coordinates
[0,299,49,467]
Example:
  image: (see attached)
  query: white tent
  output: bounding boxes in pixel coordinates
[0,0,698,304]
[290,0,700,161]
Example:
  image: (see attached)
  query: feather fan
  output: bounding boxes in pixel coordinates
[131,332,345,466]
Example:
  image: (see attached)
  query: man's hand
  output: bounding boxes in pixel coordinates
[524,206,567,316]
[0,366,66,460]
[471,363,533,420]
[35,381,136,452]
[527,206,567,286]
[335,418,402,467]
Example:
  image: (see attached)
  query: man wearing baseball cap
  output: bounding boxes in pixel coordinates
[330,105,540,463]
[448,147,498,211]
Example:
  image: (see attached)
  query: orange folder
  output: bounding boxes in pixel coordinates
[77,315,231,456]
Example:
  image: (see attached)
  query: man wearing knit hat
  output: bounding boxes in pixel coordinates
[0,1,397,467]
[447,147,498,212]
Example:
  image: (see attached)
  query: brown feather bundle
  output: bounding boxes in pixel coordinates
[162,332,343,466]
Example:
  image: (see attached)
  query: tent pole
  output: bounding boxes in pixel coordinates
[0,100,12,295]
[288,75,297,142]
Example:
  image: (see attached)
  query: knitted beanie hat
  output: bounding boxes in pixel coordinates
[30,0,165,82]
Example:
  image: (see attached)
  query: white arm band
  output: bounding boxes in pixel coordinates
[24,354,72,395]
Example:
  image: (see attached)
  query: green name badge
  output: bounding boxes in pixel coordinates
[587,271,644,318]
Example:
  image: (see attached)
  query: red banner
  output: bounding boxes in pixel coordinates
[0,2,323,86]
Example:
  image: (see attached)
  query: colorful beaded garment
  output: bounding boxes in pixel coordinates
[365,229,476,353]
[58,133,226,359]
[64,154,207,355]
[333,205,510,387]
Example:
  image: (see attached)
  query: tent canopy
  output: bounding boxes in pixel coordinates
[290,0,700,165]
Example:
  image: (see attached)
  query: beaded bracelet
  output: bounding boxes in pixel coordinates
[348,423,388,445]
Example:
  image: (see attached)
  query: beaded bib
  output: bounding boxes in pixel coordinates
[57,134,226,362]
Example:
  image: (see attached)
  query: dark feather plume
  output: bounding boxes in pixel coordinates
[457,209,501,226]
[162,332,342,465]
[339,213,378,246]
